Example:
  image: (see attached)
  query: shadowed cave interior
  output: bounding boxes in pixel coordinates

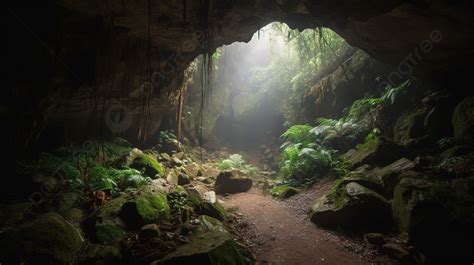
[3,1,474,265]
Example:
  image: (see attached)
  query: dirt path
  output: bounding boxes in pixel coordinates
[219,181,383,265]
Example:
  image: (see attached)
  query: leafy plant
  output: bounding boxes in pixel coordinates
[217,154,258,176]
[347,98,385,121]
[381,80,410,104]
[17,139,151,197]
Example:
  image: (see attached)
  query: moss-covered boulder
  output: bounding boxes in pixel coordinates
[373,158,415,198]
[392,176,474,263]
[120,192,170,229]
[342,137,404,168]
[78,244,121,265]
[271,185,300,199]
[192,215,228,234]
[393,108,427,143]
[130,152,164,178]
[83,197,128,244]
[199,200,227,221]
[338,172,383,195]
[214,171,252,194]
[452,97,474,143]
[309,182,390,232]
[2,213,83,265]
[155,230,246,265]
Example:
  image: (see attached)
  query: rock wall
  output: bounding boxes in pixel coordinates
[7,0,474,151]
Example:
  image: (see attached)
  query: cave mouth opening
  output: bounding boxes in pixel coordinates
[181,22,351,166]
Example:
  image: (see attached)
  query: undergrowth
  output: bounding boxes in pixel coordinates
[217,154,258,176]
[17,138,159,197]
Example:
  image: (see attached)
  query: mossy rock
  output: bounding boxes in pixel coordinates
[309,182,390,232]
[61,208,84,223]
[192,215,228,234]
[271,185,300,199]
[372,158,415,198]
[56,191,81,216]
[339,172,383,195]
[393,108,427,143]
[166,169,179,185]
[83,196,128,244]
[120,192,170,229]
[2,213,83,265]
[214,171,252,194]
[392,176,474,263]
[342,137,404,168]
[199,200,227,221]
[452,96,474,143]
[130,153,164,178]
[156,230,246,265]
[78,244,121,265]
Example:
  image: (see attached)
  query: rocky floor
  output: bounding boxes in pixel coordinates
[220,184,393,265]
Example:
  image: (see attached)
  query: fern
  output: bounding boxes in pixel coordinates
[217,154,258,176]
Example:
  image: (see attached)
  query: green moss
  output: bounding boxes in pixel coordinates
[131,153,164,178]
[6,213,83,265]
[92,197,128,244]
[393,108,427,142]
[95,220,126,245]
[134,193,170,223]
[200,201,227,221]
[348,98,385,120]
[271,185,300,199]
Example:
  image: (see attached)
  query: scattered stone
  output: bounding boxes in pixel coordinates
[202,191,217,204]
[214,171,252,194]
[177,172,191,185]
[166,170,179,186]
[364,233,385,247]
[271,185,300,199]
[381,243,410,263]
[139,224,161,239]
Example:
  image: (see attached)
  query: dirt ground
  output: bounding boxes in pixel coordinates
[219,180,392,265]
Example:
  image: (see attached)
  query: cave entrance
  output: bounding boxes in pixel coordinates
[181,23,350,169]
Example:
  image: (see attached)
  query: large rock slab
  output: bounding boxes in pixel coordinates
[310,182,390,232]
[156,230,245,265]
[342,137,405,168]
[214,171,252,194]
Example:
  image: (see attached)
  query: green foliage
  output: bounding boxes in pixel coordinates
[17,139,151,197]
[347,98,385,120]
[311,118,359,144]
[278,124,349,186]
[437,137,455,150]
[280,125,316,146]
[167,189,188,214]
[217,154,258,176]
[381,80,410,104]
[158,130,178,145]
